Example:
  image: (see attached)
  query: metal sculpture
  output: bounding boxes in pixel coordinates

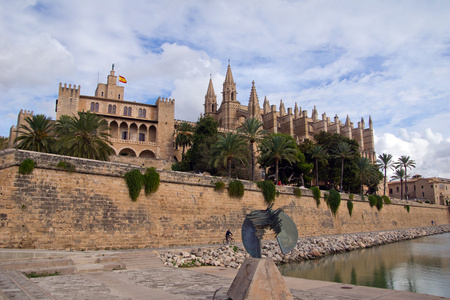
[241,204,298,258]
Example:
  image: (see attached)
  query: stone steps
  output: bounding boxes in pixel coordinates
[118,251,164,269]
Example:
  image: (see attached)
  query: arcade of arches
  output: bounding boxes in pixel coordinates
[108,120,157,158]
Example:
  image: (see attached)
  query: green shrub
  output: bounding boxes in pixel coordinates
[293,187,302,198]
[19,159,36,174]
[214,181,226,191]
[368,195,377,207]
[404,205,410,213]
[143,168,160,196]
[375,195,383,211]
[228,180,244,199]
[310,186,321,207]
[171,163,180,171]
[382,195,391,204]
[328,189,341,216]
[257,180,276,204]
[349,193,354,200]
[124,169,144,201]
[323,192,329,207]
[347,200,353,217]
[56,161,75,172]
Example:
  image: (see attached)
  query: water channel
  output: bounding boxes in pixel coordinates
[278,232,450,298]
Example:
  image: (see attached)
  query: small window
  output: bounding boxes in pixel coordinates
[414,185,416,191]
[118,94,121,99]
[422,192,425,197]
[422,185,423,189]
[124,106,128,115]
[138,108,142,118]
[108,104,112,114]
[112,105,116,114]
[122,131,128,140]
[101,92,104,97]
[90,102,95,112]
[128,107,132,116]
[139,133,145,142]
[389,188,393,194]
[396,187,399,192]
[95,103,99,112]
[143,109,146,118]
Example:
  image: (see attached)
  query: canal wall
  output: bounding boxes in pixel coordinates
[1,149,449,250]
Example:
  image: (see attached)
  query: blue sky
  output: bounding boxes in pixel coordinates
[1,0,449,178]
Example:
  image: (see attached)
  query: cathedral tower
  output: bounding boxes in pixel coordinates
[204,77,217,116]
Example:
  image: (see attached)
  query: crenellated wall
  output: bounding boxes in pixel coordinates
[0,149,448,250]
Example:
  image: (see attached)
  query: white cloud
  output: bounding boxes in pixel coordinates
[375,128,450,179]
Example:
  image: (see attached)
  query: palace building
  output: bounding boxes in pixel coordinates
[8,64,375,165]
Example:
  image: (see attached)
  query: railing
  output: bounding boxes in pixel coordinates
[110,138,157,146]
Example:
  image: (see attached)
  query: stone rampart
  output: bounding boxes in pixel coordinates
[0,149,449,250]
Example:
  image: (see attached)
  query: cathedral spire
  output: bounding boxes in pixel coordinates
[204,77,217,115]
[248,81,262,121]
[222,62,238,103]
[224,63,235,86]
[312,106,318,121]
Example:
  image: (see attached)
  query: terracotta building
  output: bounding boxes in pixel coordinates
[9,66,175,162]
[388,175,450,204]
[205,64,376,162]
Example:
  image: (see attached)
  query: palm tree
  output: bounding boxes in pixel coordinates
[354,157,379,196]
[377,153,394,196]
[259,134,298,183]
[391,167,406,200]
[308,145,327,186]
[175,122,193,155]
[0,136,9,150]
[238,118,266,181]
[332,142,354,192]
[395,155,416,200]
[15,114,55,153]
[210,133,249,178]
[54,111,114,161]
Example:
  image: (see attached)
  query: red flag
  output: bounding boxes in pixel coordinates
[119,75,127,83]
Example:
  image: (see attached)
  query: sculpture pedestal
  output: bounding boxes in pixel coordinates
[227,257,293,300]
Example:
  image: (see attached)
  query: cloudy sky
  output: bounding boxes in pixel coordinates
[1,0,449,178]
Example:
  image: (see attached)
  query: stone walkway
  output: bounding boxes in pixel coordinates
[0,248,447,300]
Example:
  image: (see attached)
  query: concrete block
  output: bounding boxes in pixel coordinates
[227,257,293,300]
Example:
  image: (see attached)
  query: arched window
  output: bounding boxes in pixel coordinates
[90,102,95,112]
[112,105,116,114]
[143,109,146,118]
[108,104,112,114]
[95,102,99,112]
[118,94,121,99]
[138,108,142,118]
[124,106,128,115]
[128,107,132,116]
[101,92,104,97]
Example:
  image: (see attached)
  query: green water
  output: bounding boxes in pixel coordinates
[278,232,450,298]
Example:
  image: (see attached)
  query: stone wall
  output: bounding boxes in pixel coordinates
[0,149,449,250]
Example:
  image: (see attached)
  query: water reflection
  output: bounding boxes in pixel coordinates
[278,232,450,298]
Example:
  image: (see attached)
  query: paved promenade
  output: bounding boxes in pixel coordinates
[0,248,447,300]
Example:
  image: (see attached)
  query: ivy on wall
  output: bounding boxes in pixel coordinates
[310,186,321,207]
[347,200,353,217]
[328,189,341,216]
[124,168,161,201]
[143,167,160,196]
[19,159,36,175]
[228,180,244,199]
[257,180,276,204]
